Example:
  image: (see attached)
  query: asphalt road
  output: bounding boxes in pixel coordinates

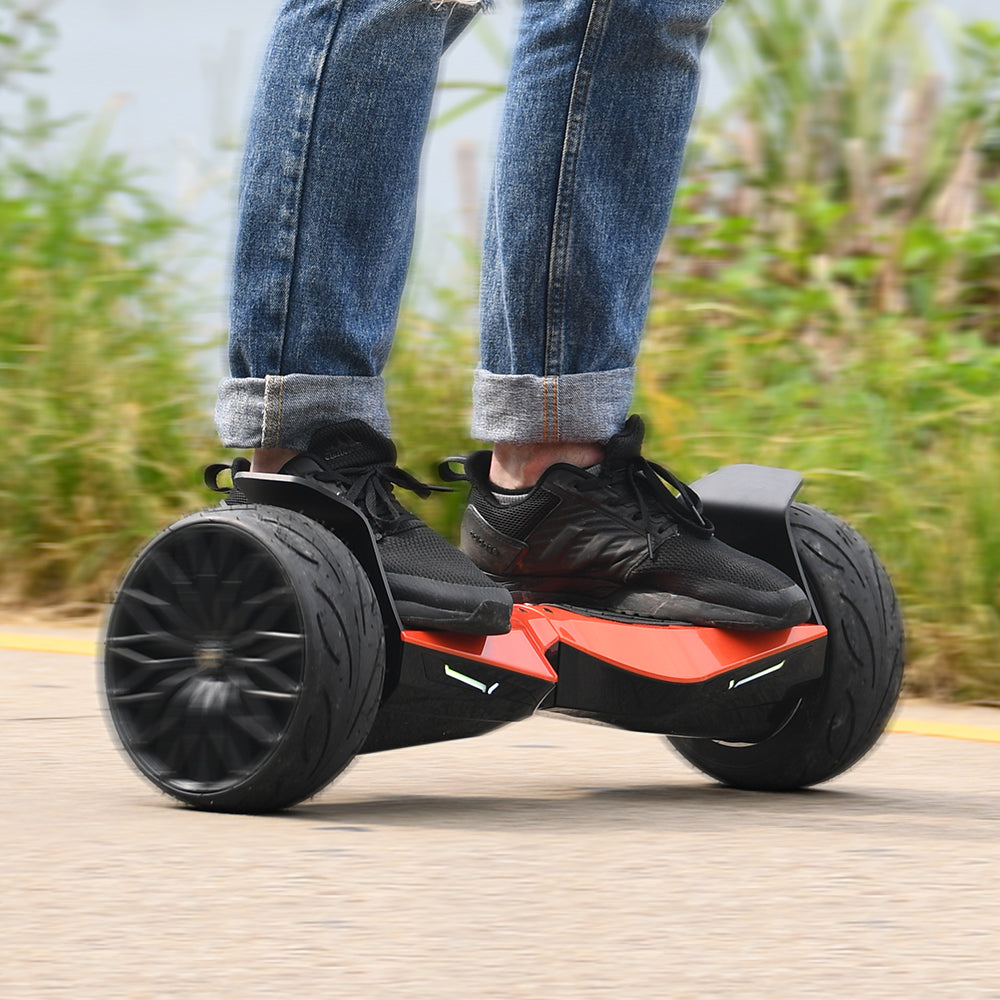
[3,625,999,1000]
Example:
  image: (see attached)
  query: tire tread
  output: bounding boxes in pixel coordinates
[105,504,386,813]
[668,503,904,790]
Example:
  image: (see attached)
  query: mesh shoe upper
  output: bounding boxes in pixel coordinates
[452,416,810,630]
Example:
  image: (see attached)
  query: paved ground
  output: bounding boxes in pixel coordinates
[2,622,999,999]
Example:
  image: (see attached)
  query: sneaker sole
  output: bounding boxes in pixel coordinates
[495,579,811,632]
[393,597,513,634]
[387,573,513,634]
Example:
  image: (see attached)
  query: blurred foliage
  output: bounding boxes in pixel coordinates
[0,0,54,92]
[0,0,214,606]
[633,0,1000,699]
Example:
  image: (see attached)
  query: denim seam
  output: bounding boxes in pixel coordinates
[275,6,343,373]
[260,375,282,448]
[545,0,611,387]
[276,376,284,444]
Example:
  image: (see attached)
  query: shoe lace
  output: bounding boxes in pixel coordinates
[311,458,450,530]
[205,455,448,532]
[587,455,715,557]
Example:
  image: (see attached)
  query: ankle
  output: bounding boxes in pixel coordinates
[251,447,300,474]
[489,441,604,489]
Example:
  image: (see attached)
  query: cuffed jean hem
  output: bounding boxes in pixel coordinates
[471,367,635,444]
[215,374,390,450]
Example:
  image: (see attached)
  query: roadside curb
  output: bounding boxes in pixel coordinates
[0,631,98,657]
[887,717,1000,745]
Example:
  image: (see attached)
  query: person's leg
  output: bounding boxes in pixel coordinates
[215,0,477,460]
[214,0,512,634]
[475,0,723,475]
[458,0,809,629]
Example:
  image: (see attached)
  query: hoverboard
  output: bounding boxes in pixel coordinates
[102,463,903,813]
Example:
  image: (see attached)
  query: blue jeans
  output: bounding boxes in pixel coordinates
[216,0,722,450]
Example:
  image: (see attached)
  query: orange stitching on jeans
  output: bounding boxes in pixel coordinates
[262,374,285,448]
[542,377,549,441]
[275,377,284,445]
[553,377,559,441]
[262,376,274,447]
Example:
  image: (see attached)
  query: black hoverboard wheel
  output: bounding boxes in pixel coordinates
[103,504,385,813]
[668,503,904,790]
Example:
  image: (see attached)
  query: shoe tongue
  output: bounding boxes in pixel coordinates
[602,414,645,467]
[307,420,396,469]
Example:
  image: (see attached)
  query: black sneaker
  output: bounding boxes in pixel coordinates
[445,415,810,631]
[221,422,512,635]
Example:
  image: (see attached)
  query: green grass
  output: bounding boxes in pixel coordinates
[0,16,217,604]
[0,146,217,603]
[634,308,1000,700]
[624,0,1000,698]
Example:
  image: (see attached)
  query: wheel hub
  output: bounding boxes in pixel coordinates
[194,639,230,674]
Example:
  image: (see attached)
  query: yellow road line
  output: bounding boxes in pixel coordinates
[1,632,999,745]
[0,632,100,658]
[888,717,1000,745]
